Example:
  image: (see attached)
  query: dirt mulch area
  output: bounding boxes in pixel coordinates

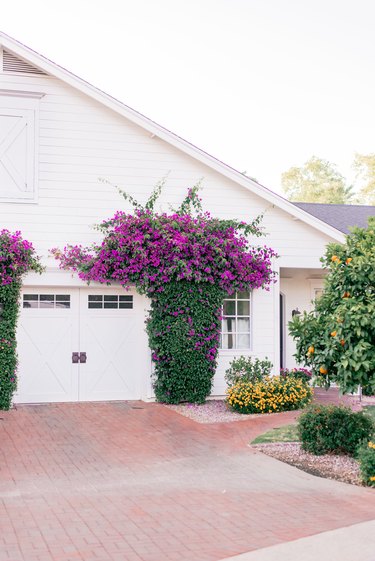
[253,441,363,486]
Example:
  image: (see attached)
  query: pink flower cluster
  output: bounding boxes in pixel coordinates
[0,230,41,285]
[53,210,277,294]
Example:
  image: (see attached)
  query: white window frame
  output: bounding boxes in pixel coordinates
[0,92,43,204]
[220,291,252,351]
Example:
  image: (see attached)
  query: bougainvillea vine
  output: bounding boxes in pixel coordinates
[0,230,43,409]
[52,184,277,403]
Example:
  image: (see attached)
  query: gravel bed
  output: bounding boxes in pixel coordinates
[165,395,375,424]
[253,442,363,486]
[165,399,272,423]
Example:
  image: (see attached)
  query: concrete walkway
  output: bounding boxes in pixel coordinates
[0,396,374,561]
[222,520,375,561]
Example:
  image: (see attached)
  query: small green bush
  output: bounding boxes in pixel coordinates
[226,376,312,414]
[361,378,375,396]
[225,356,272,387]
[280,367,312,384]
[357,441,375,487]
[298,404,374,456]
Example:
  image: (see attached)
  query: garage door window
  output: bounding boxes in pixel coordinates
[88,295,133,309]
[23,294,71,309]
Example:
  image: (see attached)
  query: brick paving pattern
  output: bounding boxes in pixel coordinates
[0,389,374,561]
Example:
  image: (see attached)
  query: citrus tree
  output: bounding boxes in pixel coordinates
[289,217,375,394]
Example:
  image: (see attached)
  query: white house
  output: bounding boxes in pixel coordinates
[1,31,366,405]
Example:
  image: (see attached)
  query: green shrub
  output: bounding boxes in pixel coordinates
[226,375,312,414]
[225,356,272,387]
[0,230,43,410]
[362,379,375,396]
[280,367,312,384]
[147,282,223,404]
[298,404,374,456]
[357,441,375,487]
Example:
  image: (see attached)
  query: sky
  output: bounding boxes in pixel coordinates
[2,0,375,195]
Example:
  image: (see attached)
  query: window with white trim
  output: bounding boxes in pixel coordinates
[0,107,35,202]
[220,291,251,350]
[23,294,71,309]
[0,93,42,203]
[88,295,133,309]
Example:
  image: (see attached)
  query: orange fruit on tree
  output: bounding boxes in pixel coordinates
[319,366,328,375]
[343,291,350,298]
[307,345,315,354]
[340,339,345,346]
[331,255,338,262]
[346,258,352,264]
[331,330,337,337]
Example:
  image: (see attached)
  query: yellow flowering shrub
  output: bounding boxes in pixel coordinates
[226,375,313,414]
[357,440,375,487]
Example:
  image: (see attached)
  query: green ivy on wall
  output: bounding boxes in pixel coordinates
[0,230,42,410]
[147,281,223,403]
[53,183,277,404]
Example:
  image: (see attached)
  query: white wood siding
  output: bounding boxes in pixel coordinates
[0,71,337,395]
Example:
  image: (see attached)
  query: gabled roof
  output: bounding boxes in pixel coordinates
[0,31,346,243]
[293,203,375,235]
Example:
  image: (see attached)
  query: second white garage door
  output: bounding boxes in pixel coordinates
[16,287,150,403]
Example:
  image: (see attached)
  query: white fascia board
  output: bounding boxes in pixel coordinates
[0,32,346,244]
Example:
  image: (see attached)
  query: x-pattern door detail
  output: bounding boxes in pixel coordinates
[0,108,34,200]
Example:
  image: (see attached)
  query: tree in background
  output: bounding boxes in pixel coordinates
[354,153,375,205]
[289,218,375,395]
[281,156,353,204]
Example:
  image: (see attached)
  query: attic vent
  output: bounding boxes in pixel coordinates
[2,50,47,75]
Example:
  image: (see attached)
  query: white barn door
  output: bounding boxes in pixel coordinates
[78,288,146,401]
[16,287,148,403]
[17,289,80,403]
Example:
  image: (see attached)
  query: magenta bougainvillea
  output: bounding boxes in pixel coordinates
[0,229,43,409]
[53,209,276,295]
[0,229,42,286]
[52,185,277,403]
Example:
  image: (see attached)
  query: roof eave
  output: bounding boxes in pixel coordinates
[0,31,345,244]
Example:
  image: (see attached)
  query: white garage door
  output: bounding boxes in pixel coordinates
[15,287,150,403]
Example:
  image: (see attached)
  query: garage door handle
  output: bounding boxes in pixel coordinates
[79,352,87,363]
[72,352,80,363]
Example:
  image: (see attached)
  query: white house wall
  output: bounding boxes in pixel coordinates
[0,69,337,399]
[280,276,319,369]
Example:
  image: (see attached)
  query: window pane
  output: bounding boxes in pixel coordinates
[88,302,102,309]
[40,294,54,301]
[23,300,37,308]
[104,302,118,309]
[119,295,133,302]
[56,301,70,309]
[119,302,133,309]
[40,300,54,308]
[237,301,250,316]
[222,317,236,333]
[56,295,70,301]
[237,290,250,300]
[237,318,250,332]
[237,333,250,349]
[23,294,38,300]
[104,295,118,302]
[223,300,235,315]
[221,333,236,349]
[88,295,103,302]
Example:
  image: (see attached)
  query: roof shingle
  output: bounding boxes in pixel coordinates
[293,203,375,234]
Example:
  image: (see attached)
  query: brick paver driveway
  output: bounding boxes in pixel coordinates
[1,400,374,561]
